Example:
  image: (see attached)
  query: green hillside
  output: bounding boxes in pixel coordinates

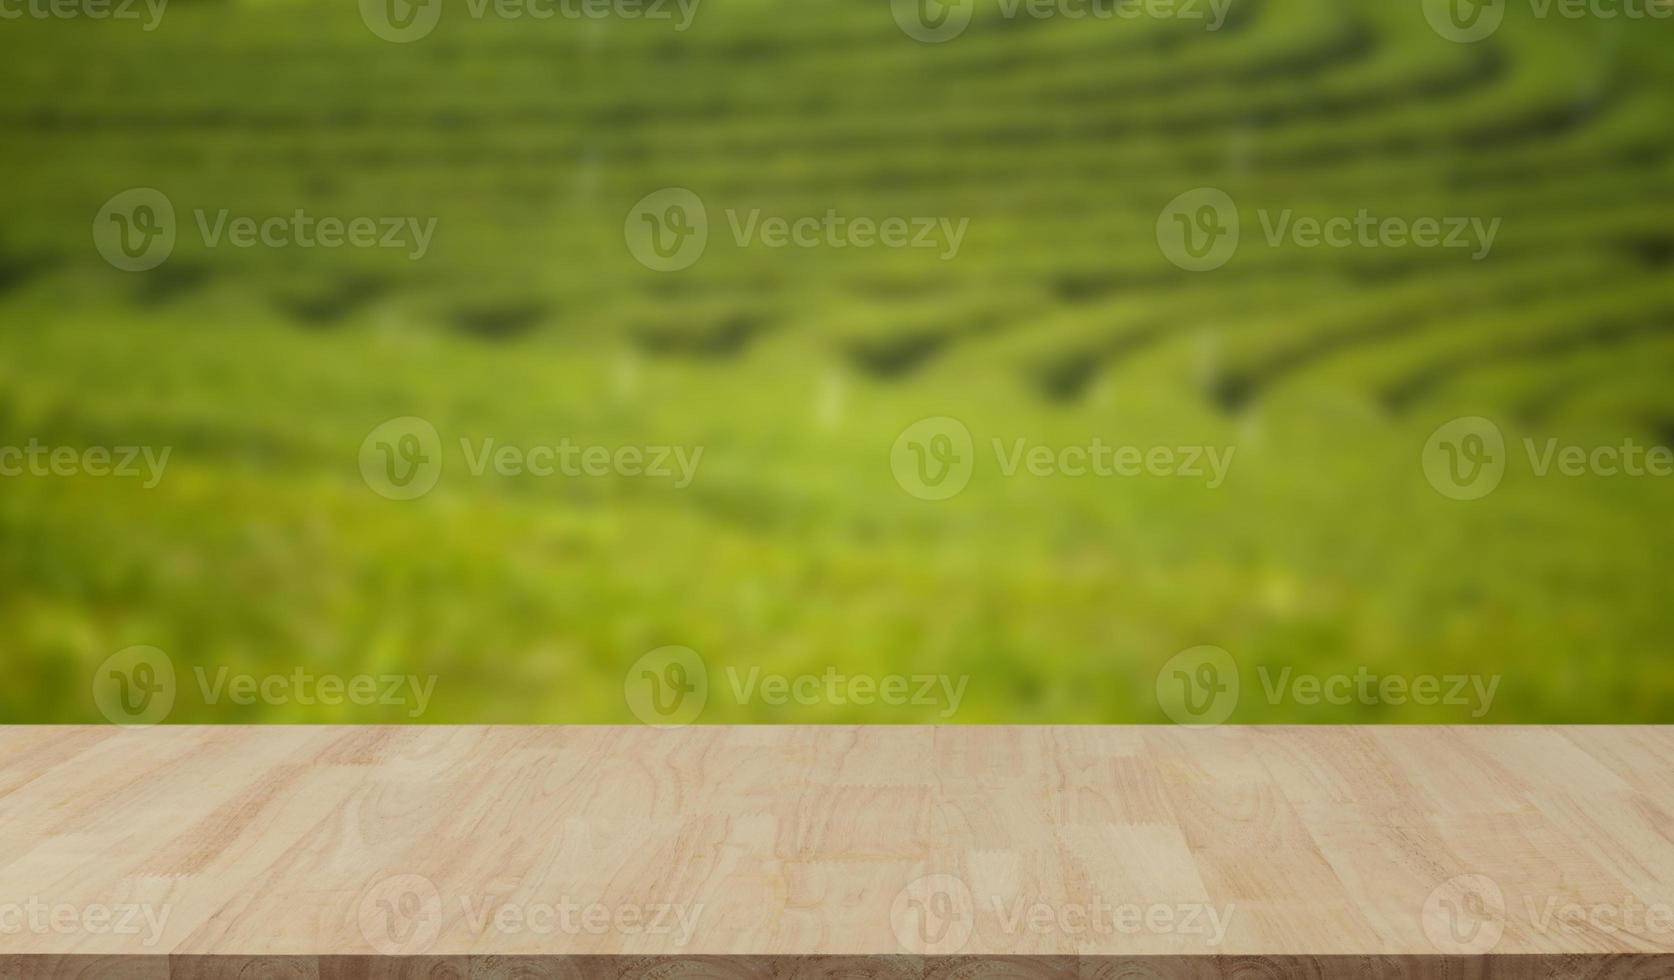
[1,0,1671,723]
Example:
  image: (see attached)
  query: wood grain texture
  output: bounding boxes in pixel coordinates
[1,726,1671,980]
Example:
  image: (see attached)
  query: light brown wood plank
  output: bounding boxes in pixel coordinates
[0,726,1670,978]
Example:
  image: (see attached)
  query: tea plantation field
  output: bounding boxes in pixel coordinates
[0,0,1671,722]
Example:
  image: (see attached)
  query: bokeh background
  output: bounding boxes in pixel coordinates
[1,0,1671,723]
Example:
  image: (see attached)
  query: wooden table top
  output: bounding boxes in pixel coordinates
[2,725,1671,979]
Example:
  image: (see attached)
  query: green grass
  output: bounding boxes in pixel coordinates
[0,0,1671,723]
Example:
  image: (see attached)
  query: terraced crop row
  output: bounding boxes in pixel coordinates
[2,14,1672,545]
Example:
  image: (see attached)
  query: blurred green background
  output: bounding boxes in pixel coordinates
[1,0,1672,723]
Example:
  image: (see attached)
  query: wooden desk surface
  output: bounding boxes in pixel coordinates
[1,725,1671,979]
